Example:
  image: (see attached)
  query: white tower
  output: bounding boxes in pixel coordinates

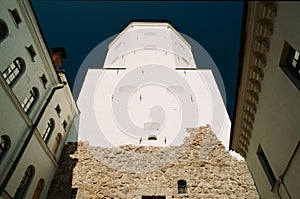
[77,22,231,149]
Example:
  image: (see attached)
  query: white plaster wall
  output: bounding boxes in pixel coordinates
[0,84,29,185]
[5,133,57,199]
[104,23,195,68]
[77,22,231,150]
[246,2,300,198]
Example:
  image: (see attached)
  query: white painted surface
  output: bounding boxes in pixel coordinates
[77,22,232,151]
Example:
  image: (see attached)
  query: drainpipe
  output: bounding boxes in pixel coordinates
[275,140,300,199]
[0,83,66,196]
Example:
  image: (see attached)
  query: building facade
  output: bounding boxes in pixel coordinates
[230,1,300,198]
[0,0,78,198]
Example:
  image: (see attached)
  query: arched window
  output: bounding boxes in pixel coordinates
[178,180,187,194]
[14,165,35,199]
[0,19,8,41]
[0,135,10,161]
[53,133,62,155]
[2,57,25,86]
[21,87,38,113]
[32,179,44,199]
[42,119,55,143]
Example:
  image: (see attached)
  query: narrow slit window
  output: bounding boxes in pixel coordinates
[55,105,61,116]
[257,145,276,188]
[0,19,8,41]
[40,74,48,88]
[26,45,36,62]
[9,9,22,28]
[42,119,54,143]
[54,133,62,154]
[62,120,67,131]
[0,135,10,162]
[32,179,44,199]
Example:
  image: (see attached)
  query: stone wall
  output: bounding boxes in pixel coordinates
[47,125,258,198]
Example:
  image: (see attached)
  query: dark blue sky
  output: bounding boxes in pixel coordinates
[31,0,243,119]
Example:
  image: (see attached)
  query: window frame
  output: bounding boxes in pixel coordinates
[21,87,38,114]
[54,133,62,155]
[2,57,25,86]
[42,119,55,144]
[0,135,10,162]
[279,41,300,90]
[14,165,35,199]
[178,179,187,194]
[26,45,36,62]
[0,19,8,42]
[257,145,276,189]
[9,8,22,28]
[32,179,44,199]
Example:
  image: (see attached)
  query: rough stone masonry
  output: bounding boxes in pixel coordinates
[47,125,258,199]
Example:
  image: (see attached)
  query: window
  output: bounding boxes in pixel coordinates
[14,165,34,199]
[71,188,78,199]
[178,180,187,194]
[40,74,48,88]
[280,42,300,89]
[62,120,67,131]
[26,45,36,62]
[21,87,38,113]
[42,119,55,143]
[55,105,61,116]
[148,135,157,141]
[9,8,22,28]
[0,19,8,41]
[2,57,25,86]
[32,179,44,199]
[53,133,62,155]
[257,145,276,188]
[0,135,10,161]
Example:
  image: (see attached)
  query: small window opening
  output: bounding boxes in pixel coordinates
[0,135,10,162]
[0,19,8,41]
[54,133,62,154]
[71,188,78,199]
[42,119,54,143]
[178,180,187,194]
[62,120,67,131]
[9,9,22,27]
[148,135,157,141]
[257,145,276,188]
[55,104,61,116]
[26,45,36,62]
[40,74,48,88]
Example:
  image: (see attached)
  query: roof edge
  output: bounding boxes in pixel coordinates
[229,1,248,151]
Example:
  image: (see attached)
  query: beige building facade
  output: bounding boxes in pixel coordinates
[230,1,300,198]
[0,0,78,198]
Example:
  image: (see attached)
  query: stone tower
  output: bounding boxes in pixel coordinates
[47,22,258,198]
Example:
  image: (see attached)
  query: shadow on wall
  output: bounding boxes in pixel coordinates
[46,142,78,199]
